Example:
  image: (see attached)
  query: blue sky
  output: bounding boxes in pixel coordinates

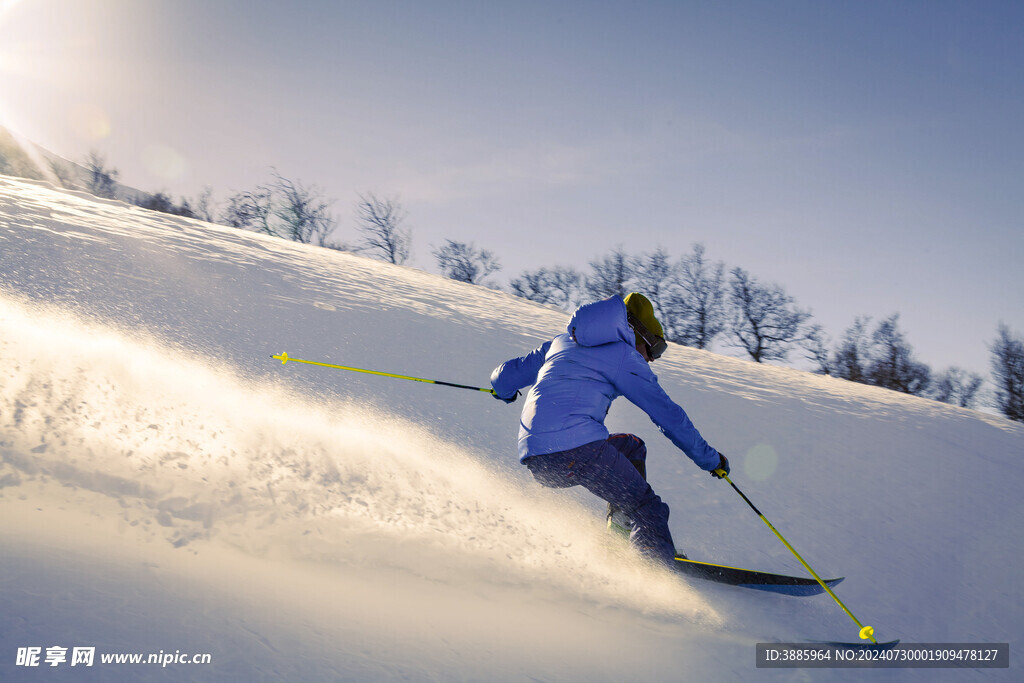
[1,0,1022,378]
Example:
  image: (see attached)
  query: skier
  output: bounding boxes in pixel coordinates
[490,292,729,567]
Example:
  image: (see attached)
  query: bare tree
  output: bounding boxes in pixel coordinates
[137,192,176,214]
[190,186,218,223]
[865,314,931,396]
[84,150,119,199]
[509,269,550,302]
[932,367,984,408]
[727,267,811,363]
[222,186,273,233]
[272,172,336,246]
[137,191,196,218]
[433,239,501,285]
[665,243,726,349]
[546,266,585,310]
[990,324,1024,422]
[802,323,832,375]
[585,247,635,300]
[221,172,336,246]
[354,193,411,264]
[634,248,673,326]
[832,316,873,383]
[510,266,583,309]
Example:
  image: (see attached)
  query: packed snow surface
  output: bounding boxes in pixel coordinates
[1,176,1021,680]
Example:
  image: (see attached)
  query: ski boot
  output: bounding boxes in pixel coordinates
[606,503,632,540]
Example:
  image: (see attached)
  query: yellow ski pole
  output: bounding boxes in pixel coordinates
[714,468,878,644]
[272,352,497,395]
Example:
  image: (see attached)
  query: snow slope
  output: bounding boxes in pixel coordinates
[1,175,1021,681]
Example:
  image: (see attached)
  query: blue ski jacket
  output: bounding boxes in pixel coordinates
[490,296,721,470]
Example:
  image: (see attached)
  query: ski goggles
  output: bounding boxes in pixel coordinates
[626,312,668,360]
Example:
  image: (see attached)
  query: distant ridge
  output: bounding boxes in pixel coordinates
[0,125,149,204]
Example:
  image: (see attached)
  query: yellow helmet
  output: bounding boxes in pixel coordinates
[623,293,667,359]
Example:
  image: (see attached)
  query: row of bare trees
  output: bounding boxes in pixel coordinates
[511,244,811,361]
[46,154,414,263]
[52,153,1023,421]
[221,172,336,246]
[507,243,1023,419]
[220,176,414,264]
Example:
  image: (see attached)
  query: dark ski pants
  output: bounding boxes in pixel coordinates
[523,434,677,567]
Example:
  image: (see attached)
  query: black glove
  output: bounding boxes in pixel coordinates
[492,390,520,404]
[710,453,730,478]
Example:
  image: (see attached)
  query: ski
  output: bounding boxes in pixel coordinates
[673,556,844,596]
[805,639,901,649]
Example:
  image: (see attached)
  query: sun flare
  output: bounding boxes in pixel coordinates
[0,0,26,16]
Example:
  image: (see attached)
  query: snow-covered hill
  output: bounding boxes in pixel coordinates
[1,175,1021,681]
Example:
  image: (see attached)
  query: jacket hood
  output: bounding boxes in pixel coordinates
[567,297,634,348]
